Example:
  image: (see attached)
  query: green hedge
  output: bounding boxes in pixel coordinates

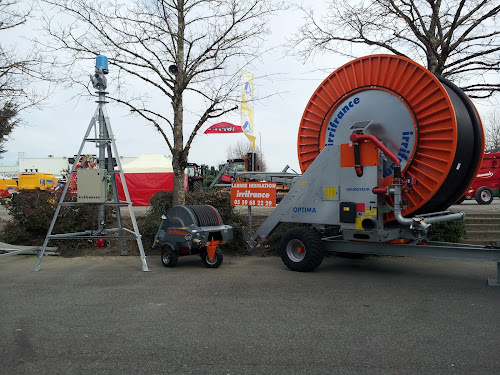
[427,220,466,243]
[2,189,113,247]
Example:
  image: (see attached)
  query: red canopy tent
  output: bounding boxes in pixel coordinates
[116,154,186,206]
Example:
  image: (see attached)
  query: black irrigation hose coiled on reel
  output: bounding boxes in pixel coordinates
[185,205,222,227]
[414,77,483,214]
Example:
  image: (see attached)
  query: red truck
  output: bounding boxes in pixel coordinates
[462,152,500,204]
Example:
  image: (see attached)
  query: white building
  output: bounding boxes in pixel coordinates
[19,157,72,179]
[0,156,138,180]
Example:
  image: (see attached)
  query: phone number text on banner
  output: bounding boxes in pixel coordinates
[231,182,277,207]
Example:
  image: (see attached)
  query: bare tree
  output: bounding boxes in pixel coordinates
[38,0,281,204]
[0,0,53,155]
[226,139,267,171]
[291,0,500,99]
[484,111,500,153]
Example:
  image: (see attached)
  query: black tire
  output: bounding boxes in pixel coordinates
[201,248,223,268]
[193,180,203,191]
[474,186,494,205]
[454,195,466,204]
[161,246,178,267]
[279,227,324,272]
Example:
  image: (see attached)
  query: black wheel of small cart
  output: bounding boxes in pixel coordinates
[201,248,223,268]
[279,227,324,272]
[161,245,178,267]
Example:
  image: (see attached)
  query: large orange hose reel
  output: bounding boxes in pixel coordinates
[297,55,484,219]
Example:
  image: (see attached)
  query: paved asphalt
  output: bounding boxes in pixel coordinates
[1,200,500,374]
[1,252,500,374]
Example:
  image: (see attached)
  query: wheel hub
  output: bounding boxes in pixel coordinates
[287,239,306,262]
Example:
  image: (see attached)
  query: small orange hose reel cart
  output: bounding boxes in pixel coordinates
[153,205,233,268]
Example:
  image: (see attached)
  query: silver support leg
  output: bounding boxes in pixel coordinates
[248,206,252,237]
[104,109,149,271]
[35,109,99,271]
[487,262,500,287]
[107,143,127,255]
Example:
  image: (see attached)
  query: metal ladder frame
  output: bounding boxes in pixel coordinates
[34,69,149,272]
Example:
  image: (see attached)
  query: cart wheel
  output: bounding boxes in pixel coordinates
[161,246,178,267]
[201,248,223,268]
[279,227,324,272]
[475,186,494,204]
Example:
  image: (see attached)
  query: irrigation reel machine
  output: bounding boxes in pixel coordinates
[249,55,500,285]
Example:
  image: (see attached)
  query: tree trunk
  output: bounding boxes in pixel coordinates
[172,91,186,206]
[171,0,186,207]
[172,150,186,206]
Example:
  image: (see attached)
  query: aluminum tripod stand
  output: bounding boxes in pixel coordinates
[34,57,149,271]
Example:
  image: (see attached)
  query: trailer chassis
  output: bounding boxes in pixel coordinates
[321,236,500,286]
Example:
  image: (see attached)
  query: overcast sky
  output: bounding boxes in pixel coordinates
[1,2,498,173]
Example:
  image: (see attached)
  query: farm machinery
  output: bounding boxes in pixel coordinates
[153,205,233,268]
[249,55,500,285]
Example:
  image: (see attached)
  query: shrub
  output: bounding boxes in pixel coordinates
[427,220,466,243]
[2,189,114,247]
[148,190,174,216]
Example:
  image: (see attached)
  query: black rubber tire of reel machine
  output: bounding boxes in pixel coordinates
[475,186,494,205]
[161,245,178,267]
[201,248,223,268]
[279,227,324,272]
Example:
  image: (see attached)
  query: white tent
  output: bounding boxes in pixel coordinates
[120,154,173,173]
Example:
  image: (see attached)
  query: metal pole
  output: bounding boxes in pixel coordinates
[97,83,107,232]
[107,142,127,255]
[248,206,252,238]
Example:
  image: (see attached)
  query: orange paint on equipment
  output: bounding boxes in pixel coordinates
[384,239,412,244]
[168,229,187,236]
[206,240,222,261]
[340,142,380,168]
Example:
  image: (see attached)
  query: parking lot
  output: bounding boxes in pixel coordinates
[1,250,500,374]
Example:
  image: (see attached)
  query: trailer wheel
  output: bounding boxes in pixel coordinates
[201,248,223,268]
[192,179,203,191]
[161,246,178,267]
[475,187,494,204]
[279,227,324,272]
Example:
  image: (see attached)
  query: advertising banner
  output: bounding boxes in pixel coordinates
[204,122,243,134]
[231,181,276,207]
[240,71,256,148]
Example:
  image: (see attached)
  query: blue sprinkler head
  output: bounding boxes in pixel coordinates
[96,55,109,74]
